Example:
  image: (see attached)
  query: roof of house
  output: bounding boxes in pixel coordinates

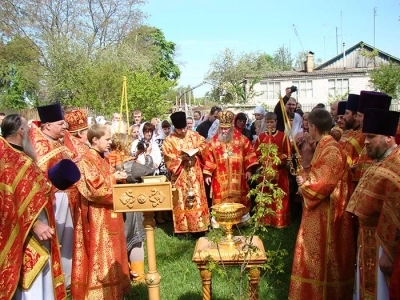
[315,41,400,70]
[246,41,400,80]
[248,68,370,80]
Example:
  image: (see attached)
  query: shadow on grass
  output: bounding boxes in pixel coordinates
[124,283,148,300]
[177,291,230,300]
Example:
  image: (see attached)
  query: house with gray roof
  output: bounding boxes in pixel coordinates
[246,41,400,110]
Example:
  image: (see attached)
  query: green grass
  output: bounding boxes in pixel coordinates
[125,216,300,300]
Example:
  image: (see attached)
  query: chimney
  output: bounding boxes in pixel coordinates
[304,51,314,73]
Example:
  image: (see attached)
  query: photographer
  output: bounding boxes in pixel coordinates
[274,86,297,132]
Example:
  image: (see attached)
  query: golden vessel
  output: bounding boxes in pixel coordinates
[212,203,245,246]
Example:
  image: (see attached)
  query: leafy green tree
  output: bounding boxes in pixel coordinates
[369,61,400,99]
[273,45,293,71]
[0,36,42,108]
[126,71,176,119]
[206,48,275,104]
[125,26,180,80]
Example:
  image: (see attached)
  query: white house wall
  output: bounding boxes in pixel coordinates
[248,75,372,108]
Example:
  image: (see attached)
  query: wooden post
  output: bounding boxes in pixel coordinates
[143,212,161,300]
[112,179,174,300]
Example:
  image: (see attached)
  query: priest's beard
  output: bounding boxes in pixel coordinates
[218,127,234,144]
[22,131,37,162]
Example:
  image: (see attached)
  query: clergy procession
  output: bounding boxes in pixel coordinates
[1,88,400,300]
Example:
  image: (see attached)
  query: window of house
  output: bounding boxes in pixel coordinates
[260,82,281,99]
[328,79,349,97]
[292,80,313,98]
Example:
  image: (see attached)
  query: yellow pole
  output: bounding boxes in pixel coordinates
[279,95,303,175]
[143,212,161,300]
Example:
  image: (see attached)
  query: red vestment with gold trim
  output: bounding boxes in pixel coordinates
[63,131,89,222]
[289,135,355,300]
[347,146,400,299]
[373,146,400,300]
[254,130,291,228]
[203,129,258,213]
[162,130,210,233]
[71,149,130,300]
[342,127,365,168]
[0,137,66,300]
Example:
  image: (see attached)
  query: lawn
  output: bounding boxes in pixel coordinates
[125,215,301,300]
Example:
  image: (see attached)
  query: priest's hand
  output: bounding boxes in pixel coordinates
[245,171,252,180]
[296,175,304,186]
[379,250,393,275]
[205,175,212,185]
[32,220,55,241]
[72,156,82,163]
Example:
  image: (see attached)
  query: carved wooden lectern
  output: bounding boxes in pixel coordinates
[113,176,175,300]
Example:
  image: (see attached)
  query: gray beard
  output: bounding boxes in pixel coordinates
[22,133,37,162]
[218,128,234,143]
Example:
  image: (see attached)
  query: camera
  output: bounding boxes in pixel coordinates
[290,86,297,93]
[137,141,148,152]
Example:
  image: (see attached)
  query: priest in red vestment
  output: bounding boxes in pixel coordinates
[347,108,400,299]
[0,115,66,300]
[71,123,130,300]
[254,112,291,228]
[342,94,364,175]
[162,111,210,235]
[352,91,392,182]
[29,102,76,288]
[63,109,90,222]
[203,110,258,222]
[290,109,355,300]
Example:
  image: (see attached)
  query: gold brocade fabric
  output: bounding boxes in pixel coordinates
[29,124,75,174]
[352,147,373,182]
[348,146,400,299]
[342,127,365,167]
[338,129,352,166]
[63,131,89,158]
[289,135,355,300]
[71,149,130,300]
[162,130,210,233]
[0,137,66,300]
[203,129,258,213]
[63,132,90,222]
[254,131,291,228]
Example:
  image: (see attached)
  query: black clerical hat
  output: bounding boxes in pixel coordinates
[358,91,392,113]
[337,101,347,116]
[170,111,187,129]
[37,103,64,123]
[363,109,400,137]
[48,159,81,190]
[345,94,360,112]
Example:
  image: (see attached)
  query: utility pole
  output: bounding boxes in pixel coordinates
[340,11,343,47]
[374,7,377,48]
[336,27,338,55]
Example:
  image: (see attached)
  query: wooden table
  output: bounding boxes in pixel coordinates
[192,236,267,300]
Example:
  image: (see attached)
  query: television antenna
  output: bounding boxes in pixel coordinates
[293,24,305,53]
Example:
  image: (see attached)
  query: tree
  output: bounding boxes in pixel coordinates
[0,0,146,50]
[206,48,275,104]
[273,45,293,71]
[369,61,400,99]
[126,71,176,119]
[0,35,42,108]
[125,26,181,80]
[294,51,308,69]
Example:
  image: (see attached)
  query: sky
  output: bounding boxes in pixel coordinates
[143,0,400,97]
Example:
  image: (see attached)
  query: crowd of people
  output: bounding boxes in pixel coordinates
[1,86,400,300]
